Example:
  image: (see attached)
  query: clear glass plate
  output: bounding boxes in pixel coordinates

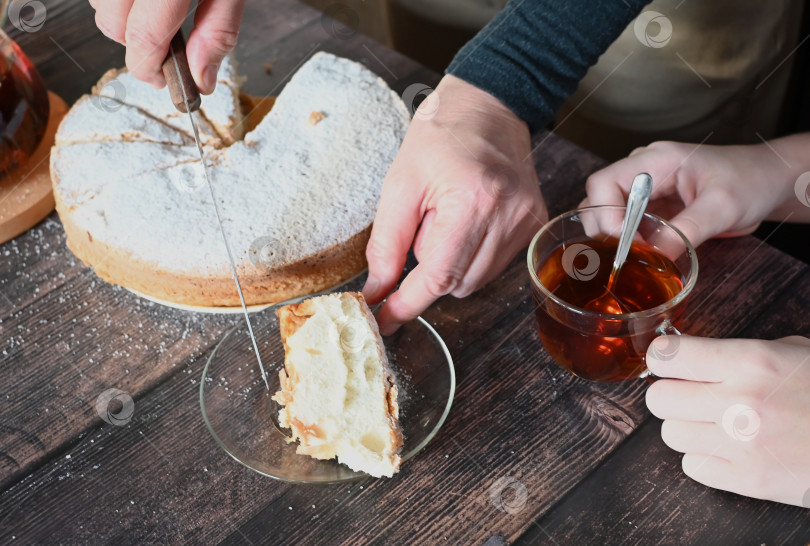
[199,284,455,483]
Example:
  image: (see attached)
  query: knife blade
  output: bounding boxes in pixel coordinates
[162,30,270,390]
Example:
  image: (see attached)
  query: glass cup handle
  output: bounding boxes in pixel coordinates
[641,320,681,380]
[655,319,681,336]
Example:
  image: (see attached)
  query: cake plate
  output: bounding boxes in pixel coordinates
[127,270,369,314]
[199,279,456,483]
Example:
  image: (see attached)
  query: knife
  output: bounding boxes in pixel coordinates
[162,30,270,391]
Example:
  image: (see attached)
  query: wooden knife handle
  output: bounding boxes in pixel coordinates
[162,30,201,113]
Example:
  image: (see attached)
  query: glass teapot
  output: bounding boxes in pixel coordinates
[0,3,50,179]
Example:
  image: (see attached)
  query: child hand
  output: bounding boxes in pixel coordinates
[646,335,810,508]
[583,138,809,247]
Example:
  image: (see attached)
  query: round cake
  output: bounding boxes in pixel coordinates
[50,52,410,307]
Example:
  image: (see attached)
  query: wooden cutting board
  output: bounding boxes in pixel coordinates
[0,91,67,244]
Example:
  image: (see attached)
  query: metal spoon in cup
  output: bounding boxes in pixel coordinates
[584,173,653,314]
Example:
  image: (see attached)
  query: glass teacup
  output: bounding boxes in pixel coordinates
[527,206,698,381]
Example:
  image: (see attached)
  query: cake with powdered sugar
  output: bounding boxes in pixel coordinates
[50,52,410,307]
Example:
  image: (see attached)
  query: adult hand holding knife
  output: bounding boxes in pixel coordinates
[89,0,245,94]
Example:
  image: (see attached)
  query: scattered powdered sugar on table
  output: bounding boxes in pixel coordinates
[0,214,238,368]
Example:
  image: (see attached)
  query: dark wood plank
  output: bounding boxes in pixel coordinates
[0,215,82,317]
[518,417,810,546]
[2,232,804,544]
[736,266,810,340]
[0,268,238,489]
[2,0,808,544]
[234,2,439,97]
[0,1,116,318]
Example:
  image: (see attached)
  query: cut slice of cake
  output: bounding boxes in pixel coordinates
[272,292,402,477]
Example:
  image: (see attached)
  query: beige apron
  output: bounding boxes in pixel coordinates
[554,0,805,160]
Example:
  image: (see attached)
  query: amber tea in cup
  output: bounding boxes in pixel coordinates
[527,206,698,381]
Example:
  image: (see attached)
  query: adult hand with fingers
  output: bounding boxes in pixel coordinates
[362,75,547,335]
[355,0,653,333]
[646,335,810,508]
[89,0,244,93]
[582,134,810,247]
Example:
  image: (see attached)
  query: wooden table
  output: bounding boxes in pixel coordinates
[2,1,809,543]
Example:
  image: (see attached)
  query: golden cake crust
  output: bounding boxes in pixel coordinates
[55,187,371,307]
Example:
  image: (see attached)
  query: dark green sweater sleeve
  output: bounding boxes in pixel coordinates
[446,0,651,133]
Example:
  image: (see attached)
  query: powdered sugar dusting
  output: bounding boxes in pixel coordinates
[52,141,201,204]
[55,96,192,147]
[93,55,243,147]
